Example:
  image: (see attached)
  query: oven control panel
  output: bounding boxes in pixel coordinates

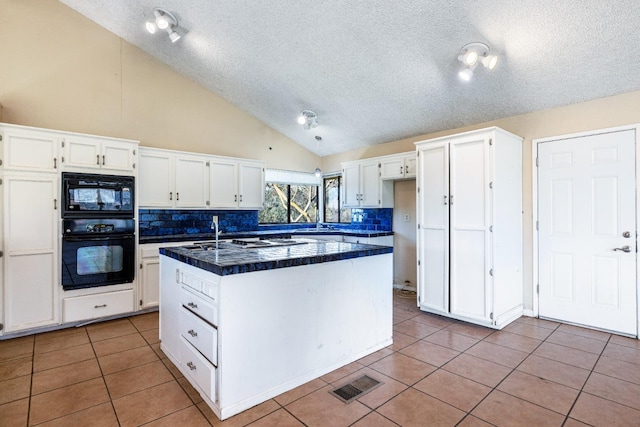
[86,223,115,233]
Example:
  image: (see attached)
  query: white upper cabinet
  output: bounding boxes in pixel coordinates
[174,154,209,208]
[209,158,265,209]
[62,134,137,173]
[380,152,416,180]
[0,125,59,173]
[139,149,173,207]
[342,159,381,208]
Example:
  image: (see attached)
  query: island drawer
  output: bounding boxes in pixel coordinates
[63,289,134,323]
[180,307,217,366]
[179,336,217,401]
[180,286,218,326]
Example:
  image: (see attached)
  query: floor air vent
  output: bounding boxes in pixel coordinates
[330,375,382,403]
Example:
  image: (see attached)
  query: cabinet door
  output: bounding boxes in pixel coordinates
[380,157,405,180]
[139,150,173,207]
[359,161,380,207]
[140,258,160,309]
[404,155,417,178]
[342,164,361,207]
[3,174,59,332]
[175,155,209,208]
[101,141,136,172]
[417,142,449,314]
[1,127,59,172]
[238,162,264,209]
[449,136,491,322]
[210,159,238,208]
[62,135,102,170]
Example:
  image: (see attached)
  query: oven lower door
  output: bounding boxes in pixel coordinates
[62,234,135,290]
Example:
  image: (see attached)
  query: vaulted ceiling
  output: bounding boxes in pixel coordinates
[60,0,640,156]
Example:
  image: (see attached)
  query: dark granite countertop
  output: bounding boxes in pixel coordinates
[159,239,393,276]
[141,228,393,244]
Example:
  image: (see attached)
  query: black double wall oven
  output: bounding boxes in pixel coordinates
[61,173,135,291]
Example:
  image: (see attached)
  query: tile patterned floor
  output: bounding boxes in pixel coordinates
[1,293,640,426]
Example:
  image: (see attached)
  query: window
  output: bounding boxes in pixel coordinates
[323,176,351,223]
[259,183,318,224]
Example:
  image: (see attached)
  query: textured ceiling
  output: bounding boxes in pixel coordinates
[59,0,640,156]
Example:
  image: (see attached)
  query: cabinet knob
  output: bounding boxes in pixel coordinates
[187,362,196,370]
[187,302,198,309]
[188,329,198,337]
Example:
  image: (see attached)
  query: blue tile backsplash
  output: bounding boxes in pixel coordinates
[139,208,392,236]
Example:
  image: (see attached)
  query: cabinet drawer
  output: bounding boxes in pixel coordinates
[63,289,134,323]
[180,336,217,401]
[180,307,217,366]
[180,286,218,326]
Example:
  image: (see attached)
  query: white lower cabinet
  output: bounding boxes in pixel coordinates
[180,336,217,399]
[62,289,135,323]
[2,173,59,333]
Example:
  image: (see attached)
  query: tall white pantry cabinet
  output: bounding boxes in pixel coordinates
[415,127,523,329]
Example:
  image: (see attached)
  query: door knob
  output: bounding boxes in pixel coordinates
[613,246,631,253]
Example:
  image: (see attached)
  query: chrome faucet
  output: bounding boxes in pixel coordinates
[210,216,219,250]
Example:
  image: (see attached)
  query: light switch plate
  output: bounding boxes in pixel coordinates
[403,214,410,222]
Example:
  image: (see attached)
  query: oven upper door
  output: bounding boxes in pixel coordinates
[62,173,134,217]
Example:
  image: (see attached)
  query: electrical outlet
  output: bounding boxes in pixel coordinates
[403,214,410,222]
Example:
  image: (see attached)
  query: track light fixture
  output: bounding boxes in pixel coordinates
[298,110,319,130]
[457,42,497,82]
[146,8,181,43]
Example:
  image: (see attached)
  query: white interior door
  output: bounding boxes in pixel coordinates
[538,130,637,336]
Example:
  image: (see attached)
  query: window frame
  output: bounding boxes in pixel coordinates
[259,182,319,224]
[323,175,351,224]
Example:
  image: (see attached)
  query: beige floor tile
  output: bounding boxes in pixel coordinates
[410,313,455,329]
[570,392,640,426]
[273,378,327,407]
[503,321,554,340]
[32,358,102,395]
[211,399,281,426]
[442,354,511,388]
[162,357,185,379]
[98,345,159,375]
[178,376,204,404]
[33,343,95,372]
[610,334,640,350]
[457,415,494,427]
[514,316,560,330]
[332,367,408,410]
[246,408,304,426]
[86,319,137,342]
[516,355,590,390]
[285,385,370,427]
[320,361,365,383]
[583,372,640,410]
[377,388,465,427]
[104,360,173,399]
[369,353,436,385]
[34,330,90,354]
[594,356,640,385]
[91,332,147,357]
[414,369,491,412]
[0,398,29,427]
[357,347,395,366]
[34,327,87,343]
[0,375,31,405]
[393,320,439,339]
[533,342,599,370]
[389,331,419,351]
[28,378,110,425]
[484,330,542,353]
[602,342,640,365]
[0,337,34,363]
[393,311,417,324]
[35,402,118,427]
[151,342,169,360]
[465,341,529,368]
[562,418,592,427]
[445,323,493,340]
[497,370,579,414]
[546,331,607,354]
[112,380,192,427]
[0,357,32,381]
[351,411,399,427]
[141,328,161,345]
[399,340,459,367]
[423,330,479,352]
[556,324,611,341]
[471,390,565,427]
[129,311,159,332]
[145,405,212,427]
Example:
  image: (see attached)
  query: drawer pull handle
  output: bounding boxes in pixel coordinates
[188,329,198,337]
[187,302,198,309]
[187,362,196,370]
[94,304,107,308]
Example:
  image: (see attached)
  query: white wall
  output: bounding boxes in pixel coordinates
[392,180,417,288]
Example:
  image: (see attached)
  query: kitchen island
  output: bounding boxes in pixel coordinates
[159,238,393,420]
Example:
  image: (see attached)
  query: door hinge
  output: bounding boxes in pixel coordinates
[206,161,210,167]
[416,151,419,157]
[417,187,420,193]
[536,220,539,231]
[0,134,2,141]
[378,163,381,168]
[537,284,540,294]
[489,138,493,146]
[139,299,143,306]
[0,322,3,331]
[489,269,494,276]
[0,159,2,166]
[489,225,493,232]
[418,260,421,266]
[61,139,65,148]
[0,250,3,258]
[417,224,421,229]
[489,182,493,189]
[536,157,539,167]
[489,312,494,320]
[206,200,210,206]
[0,178,2,185]
[61,156,65,163]
[139,263,143,269]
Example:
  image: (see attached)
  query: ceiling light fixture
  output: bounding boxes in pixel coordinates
[146,7,181,43]
[457,42,497,82]
[314,167,322,178]
[298,110,318,130]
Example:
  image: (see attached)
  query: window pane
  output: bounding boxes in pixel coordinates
[324,177,339,222]
[259,183,288,223]
[290,185,318,223]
